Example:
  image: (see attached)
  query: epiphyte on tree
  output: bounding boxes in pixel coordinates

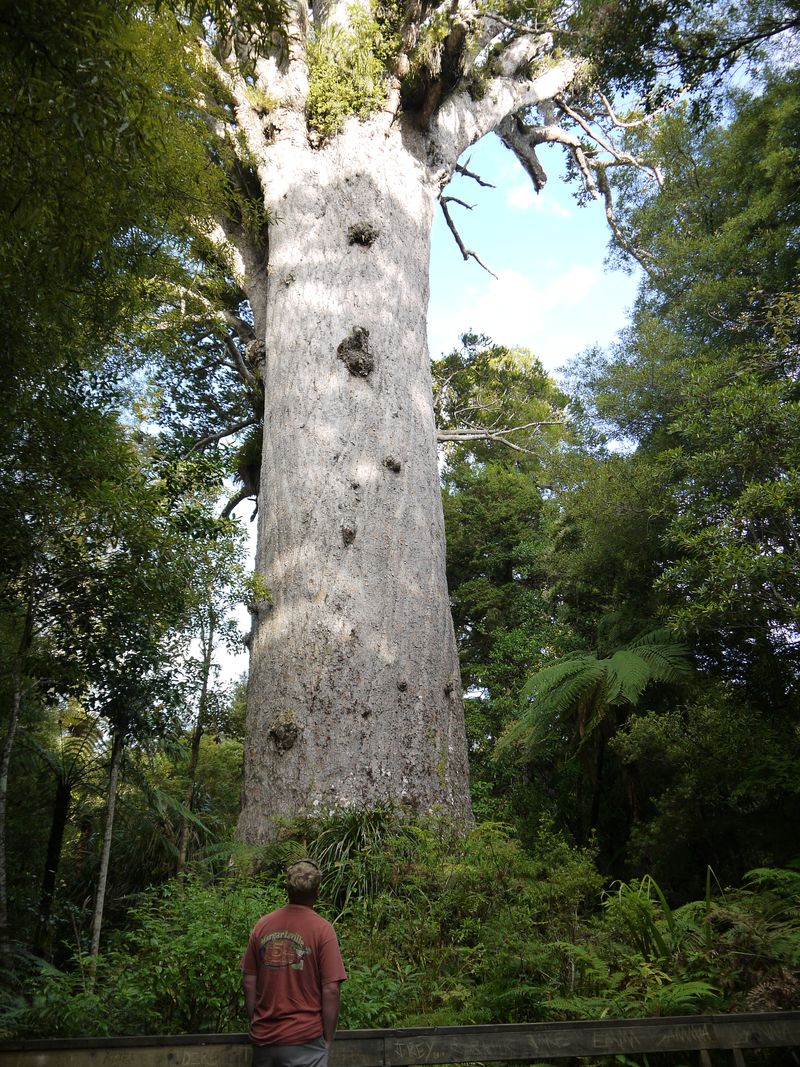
[348,222,380,246]
[384,456,401,472]
[337,326,373,377]
[245,573,272,615]
[341,524,356,545]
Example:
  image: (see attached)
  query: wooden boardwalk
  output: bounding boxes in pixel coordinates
[1,1011,799,1066]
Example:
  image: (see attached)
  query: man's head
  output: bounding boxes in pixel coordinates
[286,859,321,904]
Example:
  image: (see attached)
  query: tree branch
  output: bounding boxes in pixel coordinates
[455,160,495,188]
[497,114,548,191]
[182,418,260,459]
[224,334,259,393]
[221,486,257,520]
[439,197,497,278]
[431,52,584,168]
[506,117,601,198]
[555,95,664,188]
[592,164,657,276]
[598,92,656,130]
[170,273,256,350]
[437,420,564,454]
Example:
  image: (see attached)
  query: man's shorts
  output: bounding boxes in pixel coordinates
[252,1036,329,1067]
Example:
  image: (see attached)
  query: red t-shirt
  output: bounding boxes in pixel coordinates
[241,904,347,1046]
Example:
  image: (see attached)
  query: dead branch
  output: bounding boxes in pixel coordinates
[455,160,495,188]
[439,197,497,278]
[221,486,258,520]
[555,96,664,188]
[437,420,563,454]
[598,92,654,129]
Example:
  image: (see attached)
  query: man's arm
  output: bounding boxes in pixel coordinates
[321,980,342,1048]
[243,973,258,1022]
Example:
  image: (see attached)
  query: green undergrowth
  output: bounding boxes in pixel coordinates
[4,812,799,1041]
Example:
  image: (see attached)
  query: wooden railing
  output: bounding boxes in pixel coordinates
[1,1012,798,1066]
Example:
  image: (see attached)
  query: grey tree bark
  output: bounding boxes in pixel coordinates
[238,121,474,836]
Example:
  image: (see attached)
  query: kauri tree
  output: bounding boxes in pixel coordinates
[172,0,798,837]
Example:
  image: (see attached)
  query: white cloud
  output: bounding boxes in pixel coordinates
[428,265,602,368]
[506,182,571,217]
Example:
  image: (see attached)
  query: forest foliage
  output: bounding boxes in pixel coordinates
[1,0,799,1049]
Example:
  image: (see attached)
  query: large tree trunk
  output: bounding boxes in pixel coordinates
[238,119,473,838]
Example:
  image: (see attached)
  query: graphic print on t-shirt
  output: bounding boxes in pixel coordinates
[259,929,313,970]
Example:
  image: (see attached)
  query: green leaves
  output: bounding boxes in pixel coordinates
[1,1,214,382]
[565,70,800,656]
[567,0,800,104]
[306,2,402,136]
[172,0,287,45]
[501,631,691,758]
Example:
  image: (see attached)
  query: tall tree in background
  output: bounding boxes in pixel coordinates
[546,67,800,886]
[175,533,247,876]
[434,336,574,822]
[0,0,256,949]
[572,69,800,679]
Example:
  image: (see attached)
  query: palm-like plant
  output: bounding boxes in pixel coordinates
[497,630,692,830]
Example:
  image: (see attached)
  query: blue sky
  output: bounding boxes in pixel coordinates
[428,133,641,376]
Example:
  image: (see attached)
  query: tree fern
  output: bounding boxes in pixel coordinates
[498,630,692,758]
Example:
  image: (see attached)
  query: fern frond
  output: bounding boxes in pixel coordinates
[628,630,693,681]
[522,656,606,719]
[605,650,653,705]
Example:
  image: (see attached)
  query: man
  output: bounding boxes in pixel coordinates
[242,859,347,1067]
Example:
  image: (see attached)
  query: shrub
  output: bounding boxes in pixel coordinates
[17,877,284,1037]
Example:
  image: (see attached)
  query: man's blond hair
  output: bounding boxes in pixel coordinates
[286,859,321,896]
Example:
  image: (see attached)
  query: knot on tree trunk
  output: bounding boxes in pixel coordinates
[348,222,380,247]
[245,339,266,367]
[337,327,373,377]
[269,710,299,752]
